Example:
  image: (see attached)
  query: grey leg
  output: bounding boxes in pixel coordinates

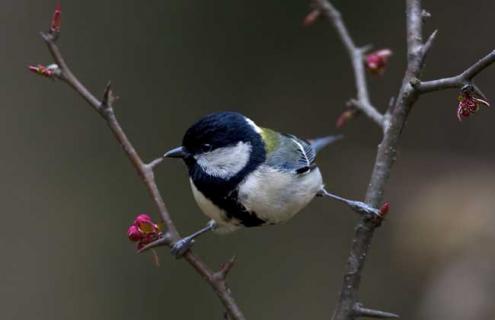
[318,187,380,216]
[171,220,217,258]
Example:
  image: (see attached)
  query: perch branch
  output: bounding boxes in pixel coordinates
[328,0,494,318]
[38,31,246,320]
[313,0,384,128]
[330,0,435,319]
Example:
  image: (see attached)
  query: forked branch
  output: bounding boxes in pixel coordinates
[37,30,246,320]
[319,0,494,319]
[416,50,495,96]
[312,0,384,128]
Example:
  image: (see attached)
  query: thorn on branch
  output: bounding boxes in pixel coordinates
[147,156,166,169]
[387,96,396,109]
[213,255,237,281]
[353,303,399,319]
[421,9,431,20]
[422,30,438,57]
[101,81,116,109]
[360,44,374,54]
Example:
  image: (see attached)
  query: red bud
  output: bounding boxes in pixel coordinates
[378,202,390,217]
[365,49,393,75]
[50,2,62,34]
[303,10,321,27]
[127,225,142,241]
[28,64,60,78]
[336,109,358,129]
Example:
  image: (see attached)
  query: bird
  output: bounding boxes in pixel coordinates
[164,111,377,256]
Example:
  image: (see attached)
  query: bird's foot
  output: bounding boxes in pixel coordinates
[170,237,195,258]
[345,200,380,217]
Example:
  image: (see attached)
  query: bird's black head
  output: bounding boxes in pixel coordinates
[165,112,266,183]
[183,112,258,156]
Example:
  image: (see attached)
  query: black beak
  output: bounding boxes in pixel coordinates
[164,146,188,159]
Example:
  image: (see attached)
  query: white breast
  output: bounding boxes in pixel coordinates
[189,179,241,234]
[238,165,323,224]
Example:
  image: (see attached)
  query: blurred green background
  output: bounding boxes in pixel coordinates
[2,0,495,319]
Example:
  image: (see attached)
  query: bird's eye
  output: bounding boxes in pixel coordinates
[200,144,213,153]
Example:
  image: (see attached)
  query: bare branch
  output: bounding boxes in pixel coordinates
[331,1,435,319]
[416,50,495,94]
[406,0,423,57]
[37,31,246,320]
[40,32,102,113]
[312,0,384,128]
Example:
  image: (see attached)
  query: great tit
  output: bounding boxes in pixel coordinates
[165,112,376,256]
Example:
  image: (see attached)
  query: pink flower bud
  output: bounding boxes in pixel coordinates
[365,49,393,75]
[50,2,62,34]
[127,225,142,241]
[134,213,153,224]
[127,213,163,249]
[28,64,60,78]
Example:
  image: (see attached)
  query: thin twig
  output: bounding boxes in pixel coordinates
[313,0,384,128]
[38,31,246,320]
[416,50,495,94]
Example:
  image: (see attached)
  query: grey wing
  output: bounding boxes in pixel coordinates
[265,133,316,174]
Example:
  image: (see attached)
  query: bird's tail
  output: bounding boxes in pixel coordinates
[309,134,343,154]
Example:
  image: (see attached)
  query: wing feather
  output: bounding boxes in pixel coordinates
[264,132,316,174]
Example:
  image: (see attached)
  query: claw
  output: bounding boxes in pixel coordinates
[171,237,195,258]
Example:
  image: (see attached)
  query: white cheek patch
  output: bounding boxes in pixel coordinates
[195,141,252,179]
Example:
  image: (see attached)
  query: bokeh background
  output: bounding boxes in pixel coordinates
[2,0,495,319]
